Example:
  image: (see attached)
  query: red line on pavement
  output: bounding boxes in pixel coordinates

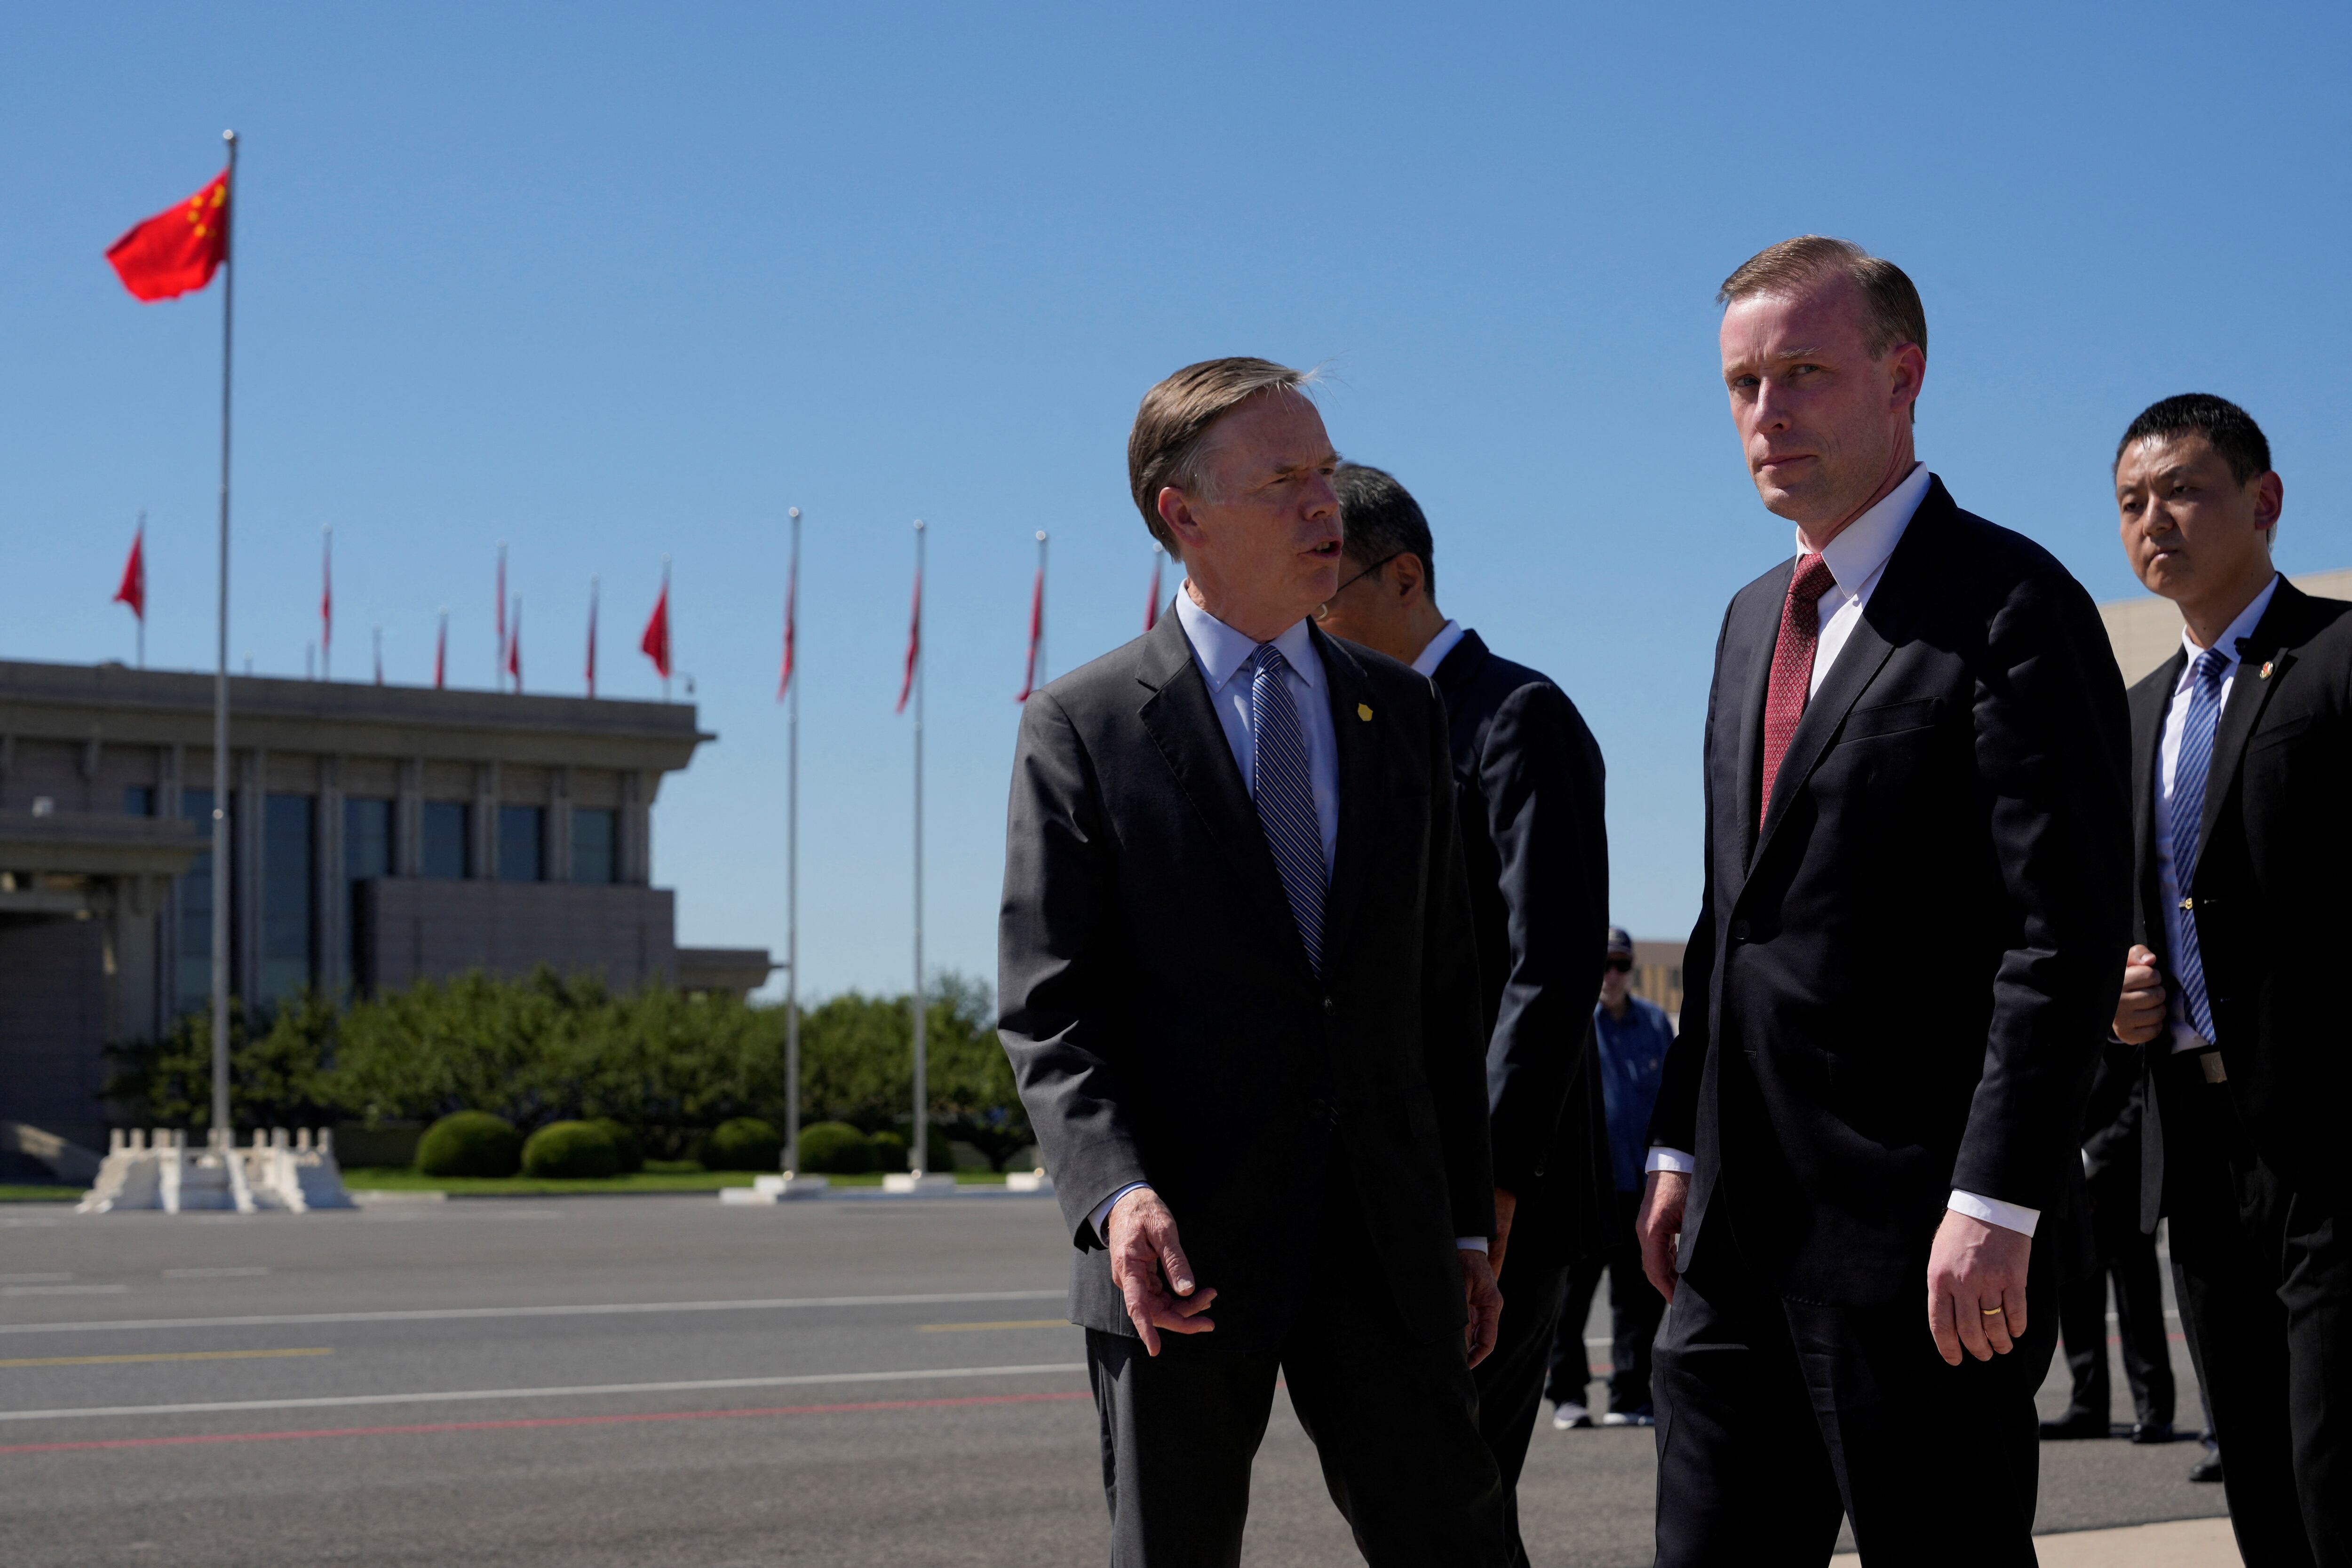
[0,1390,1095,1457]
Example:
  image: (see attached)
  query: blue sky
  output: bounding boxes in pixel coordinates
[6,3,2348,1002]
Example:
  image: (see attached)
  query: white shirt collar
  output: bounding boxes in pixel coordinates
[1411,619,1467,678]
[2175,573,2282,684]
[1803,462,1931,594]
[1175,585,1323,696]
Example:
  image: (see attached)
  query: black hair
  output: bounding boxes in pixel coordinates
[1332,462,1435,598]
[2115,393,2273,484]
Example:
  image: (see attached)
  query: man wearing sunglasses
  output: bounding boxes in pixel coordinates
[1315,461,1611,1568]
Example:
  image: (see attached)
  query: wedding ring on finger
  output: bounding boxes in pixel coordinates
[1979,1304,2006,1316]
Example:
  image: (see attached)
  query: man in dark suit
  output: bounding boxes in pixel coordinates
[2041,1043,2175,1444]
[1312,460,1611,1566]
[998,358,1507,1566]
[2108,392,2350,1567]
[1635,237,2132,1565]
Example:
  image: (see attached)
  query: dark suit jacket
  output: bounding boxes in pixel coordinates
[2131,579,2352,1227]
[998,609,1494,1353]
[1648,475,2132,1305]
[1427,629,1614,1274]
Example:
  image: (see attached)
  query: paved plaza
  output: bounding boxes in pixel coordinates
[0,1194,2226,1566]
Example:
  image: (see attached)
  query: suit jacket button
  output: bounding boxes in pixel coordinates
[1732,919,1751,941]
[1321,996,1336,1015]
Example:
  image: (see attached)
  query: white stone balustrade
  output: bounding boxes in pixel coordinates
[79,1126,354,1214]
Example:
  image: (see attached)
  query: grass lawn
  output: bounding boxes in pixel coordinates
[340,1166,1013,1196]
[0,1185,81,1203]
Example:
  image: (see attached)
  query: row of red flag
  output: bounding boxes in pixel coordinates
[104,159,1170,707]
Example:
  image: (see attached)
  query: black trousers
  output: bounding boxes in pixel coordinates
[1473,1259,1568,1568]
[1546,1191,1664,1415]
[2055,1167,2175,1427]
[1651,1216,2055,1567]
[1084,1175,1507,1567]
[2158,1056,2351,1568]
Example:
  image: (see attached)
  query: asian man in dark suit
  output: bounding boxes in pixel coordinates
[1313,460,1612,1568]
[997,359,1508,1567]
[2109,393,2350,1568]
[1635,238,2132,1565]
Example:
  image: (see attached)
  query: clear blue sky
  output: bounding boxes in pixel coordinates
[6,3,2348,1003]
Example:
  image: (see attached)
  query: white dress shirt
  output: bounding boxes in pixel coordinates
[1412,618,1467,678]
[1644,465,2039,1238]
[1093,588,1487,1252]
[2154,574,2280,1053]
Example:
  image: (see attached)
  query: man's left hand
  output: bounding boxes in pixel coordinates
[1489,1188,1518,1280]
[1461,1248,1503,1369]
[1926,1208,2032,1367]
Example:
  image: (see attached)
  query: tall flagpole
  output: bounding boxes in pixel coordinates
[320,524,333,681]
[135,510,147,670]
[1035,530,1049,689]
[784,506,802,1175]
[910,518,926,1177]
[209,129,238,1143]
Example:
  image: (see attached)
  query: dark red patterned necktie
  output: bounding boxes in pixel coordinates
[1759,553,1840,828]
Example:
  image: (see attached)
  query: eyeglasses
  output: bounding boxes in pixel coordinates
[1604,957,1634,973]
[1313,552,1401,619]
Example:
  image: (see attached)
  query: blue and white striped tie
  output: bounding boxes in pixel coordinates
[1249,644,1327,975]
[2169,648,2229,1043]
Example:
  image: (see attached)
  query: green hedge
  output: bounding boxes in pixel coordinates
[417,1111,522,1178]
[700,1117,782,1172]
[589,1117,644,1174]
[522,1120,620,1179]
[796,1121,871,1173]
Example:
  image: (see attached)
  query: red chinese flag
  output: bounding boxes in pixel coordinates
[114,527,146,620]
[641,584,671,678]
[433,616,447,690]
[106,172,229,301]
[507,601,523,689]
[1144,552,1164,632]
[1015,567,1043,703]
[895,569,922,714]
[777,564,796,701]
[586,585,599,698]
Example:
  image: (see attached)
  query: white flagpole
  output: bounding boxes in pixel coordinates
[209,128,238,1143]
[910,518,926,1176]
[784,506,802,1175]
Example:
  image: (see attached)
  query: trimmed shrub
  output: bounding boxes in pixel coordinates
[590,1117,644,1174]
[701,1117,783,1172]
[416,1111,522,1178]
[522,1120,620,1180]
[795,1121,870,1174]
[867,1129,906,1171]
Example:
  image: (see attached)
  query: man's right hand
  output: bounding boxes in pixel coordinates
[2114,943,2167,1045]
[1104,1187,1217,1355]
[1637,1169,1689,1304]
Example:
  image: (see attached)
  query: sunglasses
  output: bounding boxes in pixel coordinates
[1604,957,1634,973]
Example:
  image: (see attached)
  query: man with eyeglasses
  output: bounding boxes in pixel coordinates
[1314,460,1611,1568]
[1546,927,1673,1430]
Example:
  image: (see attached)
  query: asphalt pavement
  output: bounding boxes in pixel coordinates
[0,1195,2225,1566]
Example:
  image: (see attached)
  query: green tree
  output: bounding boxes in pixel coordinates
[103,991,340,1132]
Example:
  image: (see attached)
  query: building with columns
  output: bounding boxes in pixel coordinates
[0,658,748,1153]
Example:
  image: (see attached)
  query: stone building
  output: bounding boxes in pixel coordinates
[0,659,756,1153]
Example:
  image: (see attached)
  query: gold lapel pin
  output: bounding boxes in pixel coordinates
[1357,703,1374,721]
[2260,659,2275,679]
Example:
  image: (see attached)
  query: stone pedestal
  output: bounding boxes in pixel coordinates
[881,1172,957,1195]
[79,1127,354,1213]
[718,1173,831,1204]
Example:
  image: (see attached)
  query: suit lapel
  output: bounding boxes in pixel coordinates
[1313,625,1383,977]
[1431,628,1489,706]
[1747,483,1949,874]
[2193,580,2307,864]
[1729,566,1791,870]
[1134,612,1312,978]
[2130,651,2185,954]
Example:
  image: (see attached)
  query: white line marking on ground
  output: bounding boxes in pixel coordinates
[0,1289,1066,1337]
[0,1275,72,1284]
[1,1286,125,1297]
[0,1362,1089,1422]
[161,1268,271,1279]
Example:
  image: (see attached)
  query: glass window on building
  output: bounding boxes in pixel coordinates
[345,797,395,980]
[498,805,545,882]
[177,789,228,1006]
[260,794,314,1005]
[422,801,469,879]
[571,808,617,884]
[124,785,154,816]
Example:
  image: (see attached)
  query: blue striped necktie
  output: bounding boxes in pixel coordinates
[1249,643,1326,975]
[2169,648,2229,1043]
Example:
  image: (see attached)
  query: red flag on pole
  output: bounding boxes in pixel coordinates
[641,577,672,679]
[778,561,796,701]
[586,577,600,698]
[105,171,229,301]
[507,599,522,691]
[1015,566,1043,703]
[113,524,146,620]
[495,543,508,689]
[896,566,922,714]
[434,611,447,690]
[321,527,334,666]
[1144,547,1164,631]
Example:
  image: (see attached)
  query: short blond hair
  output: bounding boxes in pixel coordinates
[1127,357,1316,551]
[1718,236,1927,361]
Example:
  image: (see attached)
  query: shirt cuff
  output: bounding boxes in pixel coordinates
[1947,1189,2040,1237]
[1089,1182,1152,1244]
[1645,1147,1697,1175]
[1455,1237,1489,1253]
